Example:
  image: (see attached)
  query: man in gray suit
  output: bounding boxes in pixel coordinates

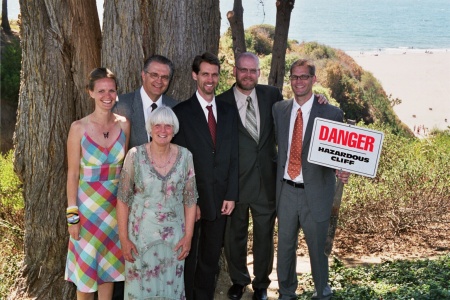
[112,55,178,299]
[273,59,349,300]
[113,54,178,148]
[217,52,282,300]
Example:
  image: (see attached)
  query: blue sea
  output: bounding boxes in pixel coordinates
[225,0,450,53]
[7,0,450,52]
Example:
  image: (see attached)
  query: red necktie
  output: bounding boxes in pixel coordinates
[206,105,216,146]
[287,108,303,179]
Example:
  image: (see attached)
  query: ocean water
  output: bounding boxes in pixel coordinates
[221,0,450,52]
[7,0,450,52]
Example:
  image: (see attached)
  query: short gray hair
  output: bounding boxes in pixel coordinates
[146,106,180,137]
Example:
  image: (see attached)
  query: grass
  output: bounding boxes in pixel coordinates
[297,254,450,299]
[0,151,24,298]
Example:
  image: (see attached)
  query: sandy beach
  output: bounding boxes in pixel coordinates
[348,50,450,134]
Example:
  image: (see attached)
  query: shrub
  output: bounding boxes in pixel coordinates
[0,37,22,104]
[246,24,275,55]
[301,41,336,60]
[297,255,450,299]
[0,151,24,298]
[340,123,450,240]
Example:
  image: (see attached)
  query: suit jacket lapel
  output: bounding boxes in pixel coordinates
[215,100,226,150]
[255,86,267,143]
[220,88,253,142]
[132,90,148,143]
[303,95,320,147]
[280,100,293,156]
[191,95,216,148]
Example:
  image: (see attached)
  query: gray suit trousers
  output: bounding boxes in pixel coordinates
[276,182,331,300]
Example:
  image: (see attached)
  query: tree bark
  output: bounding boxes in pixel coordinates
[101,0,143,95]
[226,0,246,58]
[268,0,295,90]
[1,0,12,34]
[102,0,221,101]
[12,0,101,299]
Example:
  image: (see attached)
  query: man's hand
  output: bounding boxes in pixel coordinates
[317,94,329,105]
[221,200,235,215]
[195,205,201,221]
[336,170,350,184]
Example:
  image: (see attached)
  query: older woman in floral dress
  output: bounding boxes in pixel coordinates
[117,106,197,300]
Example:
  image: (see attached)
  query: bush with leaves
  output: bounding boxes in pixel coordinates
[296,255,450,299]
[0,37,22,104]
[0,151,24,298]
[340,124,450,241]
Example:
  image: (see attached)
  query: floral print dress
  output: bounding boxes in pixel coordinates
[117,144,198,300]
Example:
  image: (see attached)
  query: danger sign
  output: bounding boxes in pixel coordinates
[307,118,384,177]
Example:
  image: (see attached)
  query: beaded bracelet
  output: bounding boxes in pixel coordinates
[67,206,80,225]
[67,215,80,225]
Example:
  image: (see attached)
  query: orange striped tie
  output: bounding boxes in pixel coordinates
[287,108,303,179]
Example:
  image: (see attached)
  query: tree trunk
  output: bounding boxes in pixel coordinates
[12,0,101,299]
[102,0,221,101]
[1,0,12,34]
[268,0,295,90]
[226,0,246,58]
[101,0,144,95]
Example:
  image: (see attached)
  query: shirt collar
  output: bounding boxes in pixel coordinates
[140,86,163,110]
[293,94,314,112]
[196,91,216,108]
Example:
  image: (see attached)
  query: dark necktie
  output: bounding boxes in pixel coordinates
[287,108,303,179]
[206,105,216,146]
[245,96,258,143]
[147,103,158,142]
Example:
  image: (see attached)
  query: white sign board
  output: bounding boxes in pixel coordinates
[307,118,384,178]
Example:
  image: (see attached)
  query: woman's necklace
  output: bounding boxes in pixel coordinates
[149,144,173,169]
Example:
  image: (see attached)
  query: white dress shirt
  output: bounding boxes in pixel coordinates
[283,94,314,183]
[196,91,217,121]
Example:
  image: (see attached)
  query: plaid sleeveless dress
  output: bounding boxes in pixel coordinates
[65,130,126,292]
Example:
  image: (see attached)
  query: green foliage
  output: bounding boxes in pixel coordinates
[0,239,23,298]
[245,24,275,55]
[0,151,24,298]
[218,31,415,137]
[0,37,22,103]
[297,255,450,299]
[216,53,234,95]
[0,151,23,209]
[300,41,337,60]
[341,123,450,237]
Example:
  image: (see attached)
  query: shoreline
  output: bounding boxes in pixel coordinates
[348,50,450,134]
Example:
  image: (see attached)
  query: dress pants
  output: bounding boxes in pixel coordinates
[184,221,201,300]
[185,215,227,300]
[112,281,124,300]
[224,200,275,289]
[276,182,331,300]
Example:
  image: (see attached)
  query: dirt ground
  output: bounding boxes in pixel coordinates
[214,222,450,299]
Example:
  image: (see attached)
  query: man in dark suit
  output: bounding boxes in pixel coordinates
[217,52,282,300]
[273,59,349,300]
[172,52,239,300]
[113,54,178,148]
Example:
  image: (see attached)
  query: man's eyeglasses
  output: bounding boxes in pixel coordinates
[145,71,170,82]
[289,74,313,81]
[236,67,259,75]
